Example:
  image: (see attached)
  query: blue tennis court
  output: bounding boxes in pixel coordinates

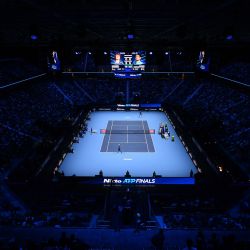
[100,120,155,152]
[59,111,197,177]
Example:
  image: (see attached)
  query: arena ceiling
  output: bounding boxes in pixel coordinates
[0,0,249,48]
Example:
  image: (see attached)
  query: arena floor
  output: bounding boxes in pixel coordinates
[59,111,197,177]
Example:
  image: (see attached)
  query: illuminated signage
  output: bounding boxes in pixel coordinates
[103,178,156,184]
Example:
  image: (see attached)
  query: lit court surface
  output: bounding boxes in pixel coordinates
[59,111,197,177]
[100,120,155,152]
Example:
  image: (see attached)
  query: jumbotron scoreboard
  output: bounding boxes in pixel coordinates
[110,51,146,71]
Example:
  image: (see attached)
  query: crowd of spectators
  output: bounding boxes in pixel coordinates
[166,75,250,174]
[109,188,150,231]
[0,59,43,87]
[0,186,104,229]
[130,76,185,103]
[70,78,126,104]
[0,80,78,178]
[0,232,90,250]
[0,229,249,249]
[240,192,250,214]
[178,231,250,250]
[165,212,250,230]
[0,210,91,228]
[152,191,250,231]
[219,62,250,85]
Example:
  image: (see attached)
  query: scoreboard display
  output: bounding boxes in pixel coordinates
[111,51,146,72]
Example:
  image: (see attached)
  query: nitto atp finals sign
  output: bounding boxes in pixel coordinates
[103,178,156,184]
[101,177,194,185]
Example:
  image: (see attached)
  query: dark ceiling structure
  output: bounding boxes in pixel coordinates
[0,0,249,49]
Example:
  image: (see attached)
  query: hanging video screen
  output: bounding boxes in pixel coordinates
[47,50,61,72]
[196,50,210,72]
[111,51,146,71]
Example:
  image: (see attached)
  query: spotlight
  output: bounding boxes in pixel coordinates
[149,52,153,55]
[165,52,169,55]
[88,52,92,55]
[127,34,134,39]
[30,34,38,40]
[104,52,107,55]
[226,34,233,41]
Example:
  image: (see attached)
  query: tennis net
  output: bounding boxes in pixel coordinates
[100,129,155,134]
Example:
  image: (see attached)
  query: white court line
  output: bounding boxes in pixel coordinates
[106,121,113,152]
[126,124,146,143]
[106,121,149,151]
[142,120,149,152]
[127,125,128,143]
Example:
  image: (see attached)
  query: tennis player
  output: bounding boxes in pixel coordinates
[118,144,122,153]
